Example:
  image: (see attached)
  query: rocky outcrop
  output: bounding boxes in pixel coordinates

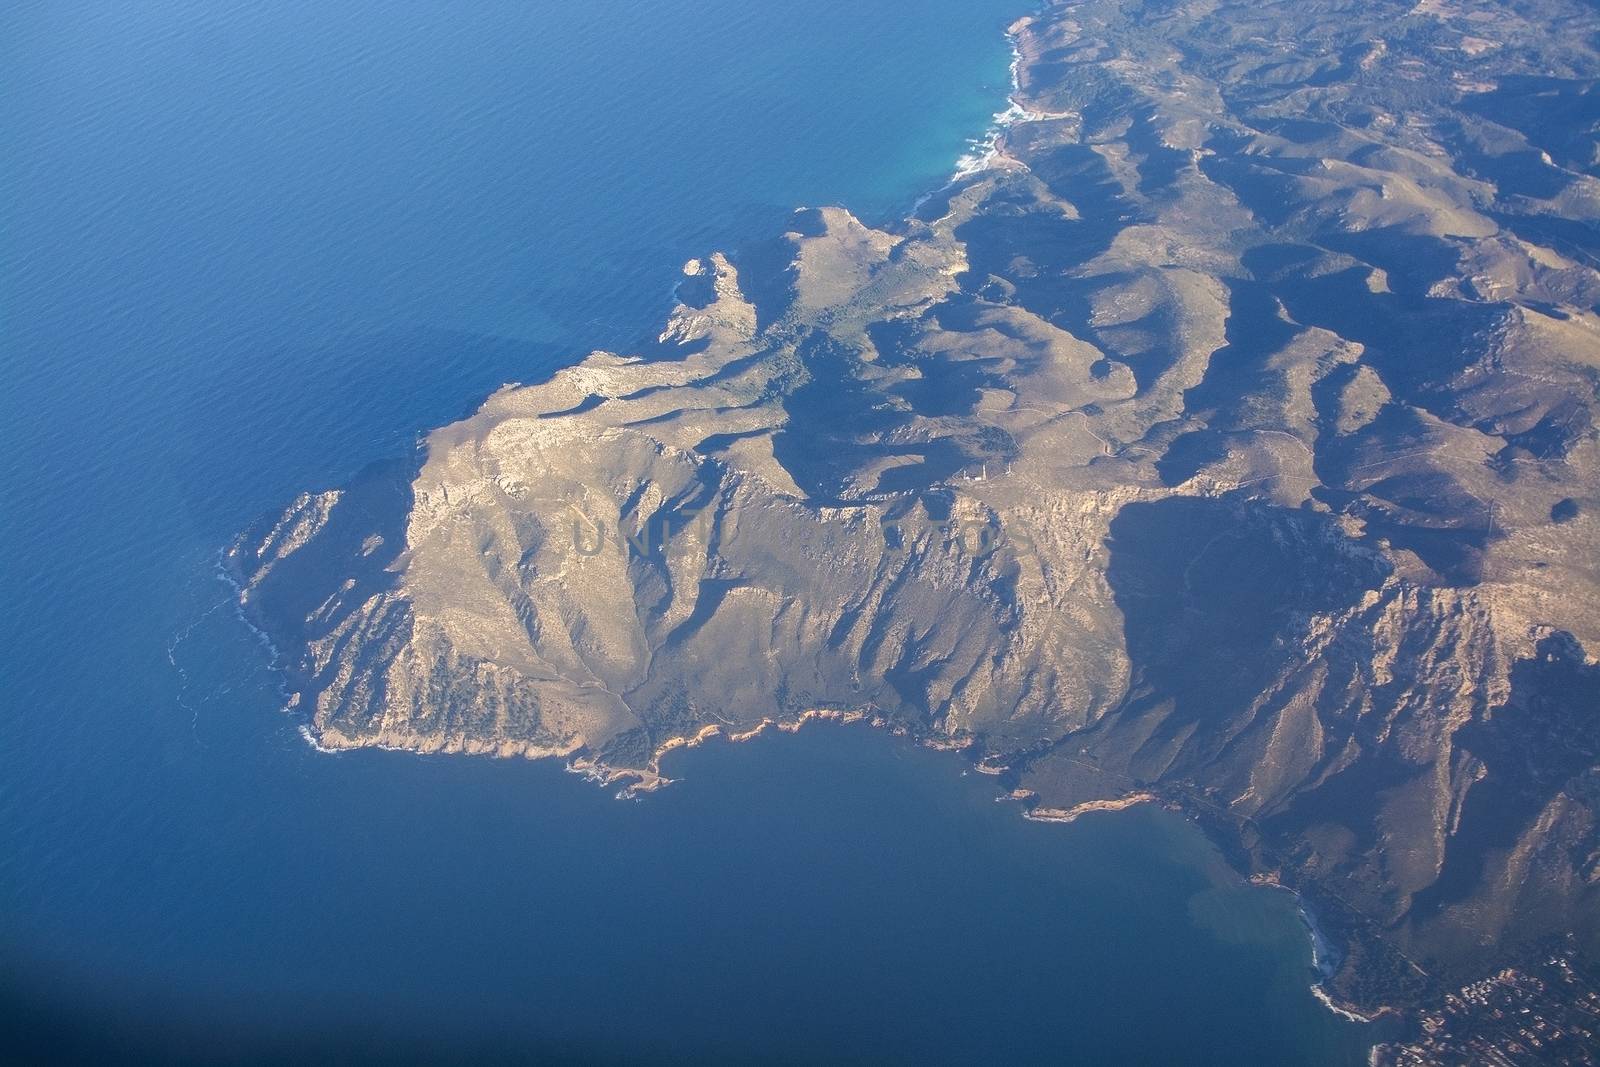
[231,0,1600,1030]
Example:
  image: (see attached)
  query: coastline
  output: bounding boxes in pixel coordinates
[1022,792,1159,824]
[949,15,1077,182]
[1251,875,1387,1027]
[264,634,1370,1034]
[230,0,1377,1032]
[236,5,1047,792]
[211,1,1552,1049]
[233,546,1384,1044]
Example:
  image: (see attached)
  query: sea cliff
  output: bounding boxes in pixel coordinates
[231,0,1600,1051]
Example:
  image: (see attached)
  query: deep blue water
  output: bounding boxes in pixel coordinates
[4,1,1373,1061]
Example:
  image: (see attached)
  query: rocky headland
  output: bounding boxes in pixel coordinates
[230,0,1600,1055]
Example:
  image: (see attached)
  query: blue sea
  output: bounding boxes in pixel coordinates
[3,1,1376,1061]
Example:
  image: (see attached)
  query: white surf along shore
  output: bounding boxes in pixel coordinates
[951,15,1075,181]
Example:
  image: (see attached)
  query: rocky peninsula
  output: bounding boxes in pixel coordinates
[230,0,1600,1056]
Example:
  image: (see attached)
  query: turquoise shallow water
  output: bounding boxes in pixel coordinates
[3,0,1374,1060]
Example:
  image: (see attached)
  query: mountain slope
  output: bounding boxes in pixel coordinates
[230,0,1600,1046]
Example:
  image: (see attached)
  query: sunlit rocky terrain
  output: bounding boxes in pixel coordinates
[231,0,1599,1056]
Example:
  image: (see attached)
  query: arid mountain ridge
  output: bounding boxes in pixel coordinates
[231,0,1600,1038]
